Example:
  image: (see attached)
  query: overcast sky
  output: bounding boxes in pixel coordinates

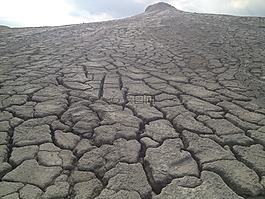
[0,0,264,27]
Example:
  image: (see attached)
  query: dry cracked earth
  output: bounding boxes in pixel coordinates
[0,2,265,199]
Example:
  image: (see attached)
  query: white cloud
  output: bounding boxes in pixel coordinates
[0,0,113,27]
[0,0,264,27]
[228,0,264,10]
[166,0,196,11]
[133,0,150,3]
[162,0,265,16]
[229,0,249,9]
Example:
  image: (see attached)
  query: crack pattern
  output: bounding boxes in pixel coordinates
[0,2,265,199]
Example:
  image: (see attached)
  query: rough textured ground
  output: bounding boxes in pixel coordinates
[0,2,265,199]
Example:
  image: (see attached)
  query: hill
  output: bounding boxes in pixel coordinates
[0,2,265,199]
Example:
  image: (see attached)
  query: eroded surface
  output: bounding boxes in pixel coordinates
[0,2,265,199]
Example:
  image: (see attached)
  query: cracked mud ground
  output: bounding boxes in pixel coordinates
[1,2,265,199]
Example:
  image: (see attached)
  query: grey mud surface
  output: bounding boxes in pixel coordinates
[1,2,265,199]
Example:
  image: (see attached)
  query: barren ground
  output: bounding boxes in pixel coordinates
[0,2,265,199]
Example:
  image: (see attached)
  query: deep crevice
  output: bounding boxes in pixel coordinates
[82,65,88,78]
[6,126,15,166]
[116,70,123,90]
[98,74,106,99]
